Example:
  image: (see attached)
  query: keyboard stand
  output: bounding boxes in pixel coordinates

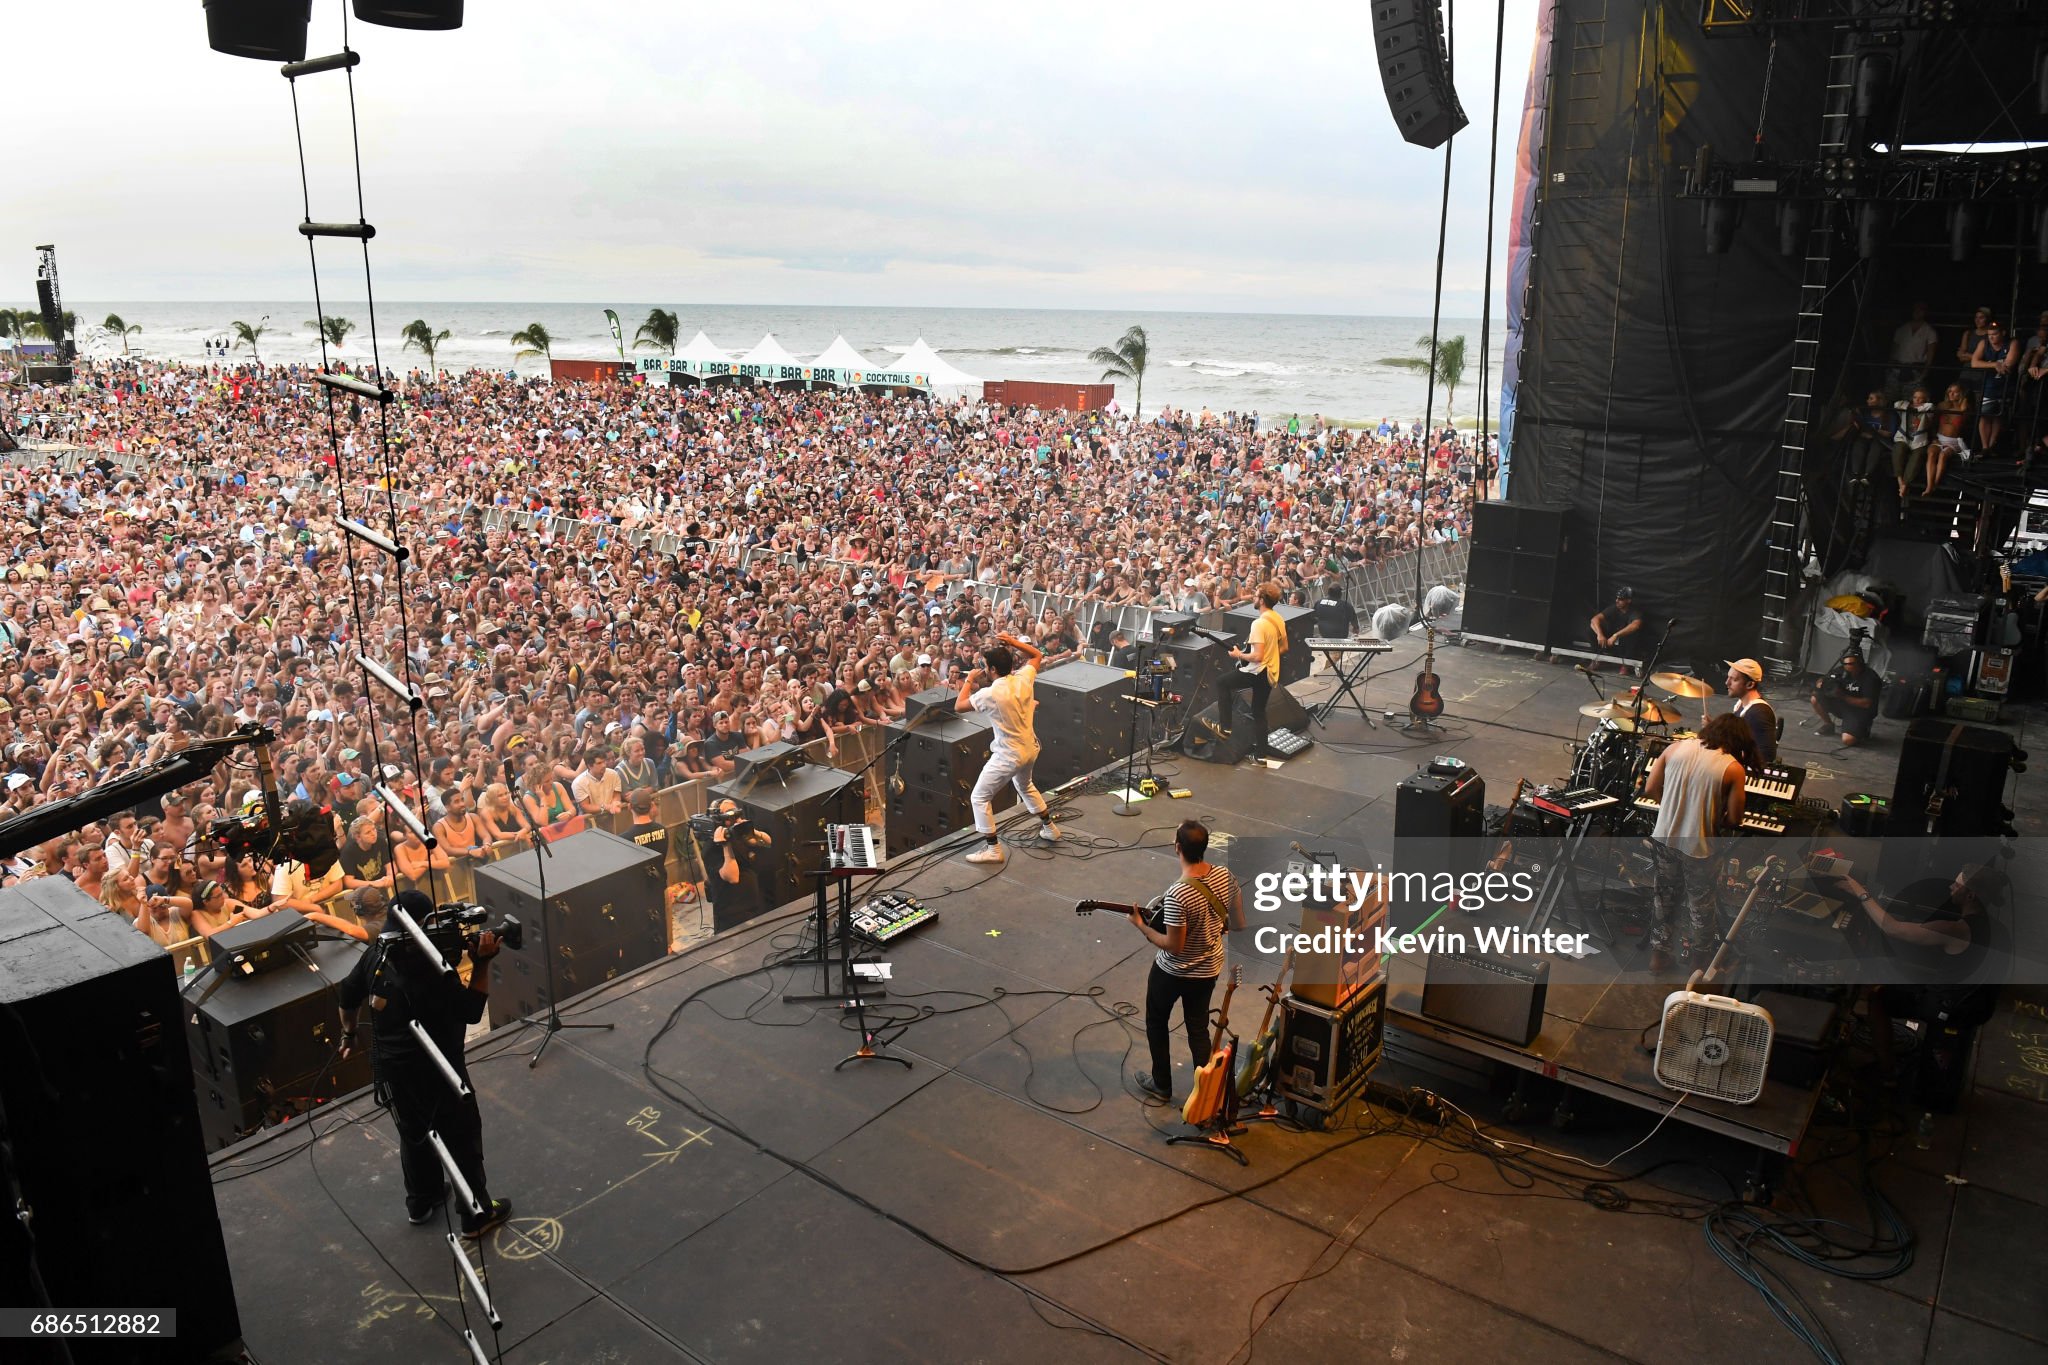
[1523,811,1612,944]
[1309,648,1379,729]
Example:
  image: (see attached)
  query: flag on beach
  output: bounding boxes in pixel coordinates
[604,309,625,361]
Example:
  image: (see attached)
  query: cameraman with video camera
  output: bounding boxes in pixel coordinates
[695,798,771,932]
[338,889,513,1237]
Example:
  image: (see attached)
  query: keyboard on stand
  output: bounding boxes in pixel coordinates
[1745,763,1806,804]
[1630,797,1785,835]
[823,822,885,876]
[851,892,936,944]
[1523,787,1621,820]
[1305,638,1395,655]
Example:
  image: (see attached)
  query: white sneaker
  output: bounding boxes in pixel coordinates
[965,844,1006,865]
[1038,822,1061,842]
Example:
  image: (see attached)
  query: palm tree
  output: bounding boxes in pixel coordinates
[634,308,679,355]
[1434,334,1468,421]
[0,309,23,353]
[231,320,268,363]
[103,313,141,355]
[511,323,553,363]
[306,316,355,349]
[1088,325,1150,420]
[401,318,451,378]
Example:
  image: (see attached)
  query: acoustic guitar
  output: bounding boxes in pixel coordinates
[1182,965,1243,1127]
[1233,950,1294,1101]
[1408,622,1443,720]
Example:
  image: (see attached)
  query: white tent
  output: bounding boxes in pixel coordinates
[812,335,875,376]
[677,331,733,366]
[729,333,805,384]
[893,338,983,395]
[633,330,738,384]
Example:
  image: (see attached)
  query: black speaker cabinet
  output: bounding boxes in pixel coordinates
[1370,0,1469,149]
[1178,686,1313,764]
[1886,719,2016,838]
[1035,660,1131,786]
[1150,632,1226,730]
[1463,500,1571,647]
[885,719,1012,857]
[1221,603,1316,684]
[711,761,865,913]
[905,683,985,728]
[185,936,371,1150]
[0,879,243,1362]
[479,830,667,1028]
[1420,951,1550,1046]
[1394,764,1486,879]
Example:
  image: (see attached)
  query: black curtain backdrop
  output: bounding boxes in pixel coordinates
[1510,5,1827,671]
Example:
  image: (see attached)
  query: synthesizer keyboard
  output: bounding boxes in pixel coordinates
[1306,638,1395,654]
[851,893,936,944]
[824,822,885,875]
[1524,787,1621,819]
[1631,797,1785,835]
[1745,763,1805,804]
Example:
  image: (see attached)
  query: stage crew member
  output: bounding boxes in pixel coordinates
[1590,587,1644,669]
[703,798,772,930]
[1808,649,1882,746]
[1131,820,1246,1104]
[958,632,1060,865]
[1640,714,1755,973]
[1723,657,1778,765]
[1208,581,1287,760]
[338,890,511,1237]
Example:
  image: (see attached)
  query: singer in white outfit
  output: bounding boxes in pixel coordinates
[958,632,1060,864]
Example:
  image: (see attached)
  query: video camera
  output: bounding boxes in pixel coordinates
[688,806,749,837]
[209,801,342,873]
[383,901,525,963]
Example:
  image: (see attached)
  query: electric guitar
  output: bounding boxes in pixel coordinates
[1487,778,1530,875]
[1075,897,1166,933]
[1182,965,1243,1127]
[1234,950,1294,1101]
[1409,623,1443,720]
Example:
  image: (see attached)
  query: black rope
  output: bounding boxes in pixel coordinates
[1414,0,1456,615]
[1474,0,1509,515]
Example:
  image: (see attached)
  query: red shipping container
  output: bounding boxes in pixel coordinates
[982,380,1114,413]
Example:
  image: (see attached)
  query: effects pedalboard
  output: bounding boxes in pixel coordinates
[852,892,937,946]
[1265,728,1313,758]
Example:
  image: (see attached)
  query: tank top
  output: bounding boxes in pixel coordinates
[1651,739,1735,860]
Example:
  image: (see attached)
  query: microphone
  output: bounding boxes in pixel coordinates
[888,761,905,797]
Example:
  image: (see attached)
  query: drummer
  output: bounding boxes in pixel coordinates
[1723,657,1778,764]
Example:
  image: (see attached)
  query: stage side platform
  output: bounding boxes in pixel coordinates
[209,643,2048,1364]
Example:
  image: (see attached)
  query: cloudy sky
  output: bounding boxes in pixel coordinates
[7,1,1538,315]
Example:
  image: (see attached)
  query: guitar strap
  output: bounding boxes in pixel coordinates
[1178,873,1230,936]
[1266,608,1286,680]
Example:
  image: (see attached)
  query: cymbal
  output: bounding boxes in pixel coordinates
[1579,698,1681,726]
[1651,671,1713,700]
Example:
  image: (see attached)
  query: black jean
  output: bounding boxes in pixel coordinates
[378,1049,492,1224]
[1145,963,1219,1091]
[1216,668,1272,755]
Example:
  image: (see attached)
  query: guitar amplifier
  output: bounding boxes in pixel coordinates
[1420,950,1549,1046]
[1277,979,1386,1112]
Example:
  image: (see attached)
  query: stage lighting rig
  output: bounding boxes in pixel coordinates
[1700,0,2033,33]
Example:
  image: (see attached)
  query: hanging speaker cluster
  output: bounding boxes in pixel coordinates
[1370,0,1469,150]
[206,0,461,60]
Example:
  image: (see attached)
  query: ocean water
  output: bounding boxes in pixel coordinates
[62,302,1507,426]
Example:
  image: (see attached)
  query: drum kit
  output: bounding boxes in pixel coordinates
[1570,671,1716,797]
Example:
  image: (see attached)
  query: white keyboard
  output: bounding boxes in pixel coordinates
[1631,797,1784,835]
[824,822,883,874]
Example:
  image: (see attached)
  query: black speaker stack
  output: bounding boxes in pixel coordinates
[1394,758,1486,880]
[1221,602,1317,684]
[1034,660,1132,786]
[904,682,964,727]
[711,760,865,912]
[184,919,371,1150]
[0,878,244,1362]
[1370,0,1469,150]
[1144,629,1227,731]
[478,830,668,1028]
[1180,685,1315,765]
[1878,719,2022,886]
[1462,501,1572,649]
[885,707,1013,858]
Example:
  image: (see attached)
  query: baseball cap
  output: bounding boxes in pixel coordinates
[1725,658,1763,682]
[1615,586,1635,601]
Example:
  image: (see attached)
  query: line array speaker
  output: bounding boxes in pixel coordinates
[1370,0,1469,150]
[1463,500,1571,647]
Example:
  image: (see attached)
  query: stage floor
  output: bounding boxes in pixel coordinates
[211,643,2048,1364]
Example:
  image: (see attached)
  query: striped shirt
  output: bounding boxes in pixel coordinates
[1157,864,1239,979]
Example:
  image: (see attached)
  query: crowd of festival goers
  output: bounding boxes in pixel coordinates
[0,355,1481,946]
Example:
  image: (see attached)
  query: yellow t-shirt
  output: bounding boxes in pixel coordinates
[1250,609,1286,684]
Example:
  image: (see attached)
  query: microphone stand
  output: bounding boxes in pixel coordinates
[500,765,613,1069]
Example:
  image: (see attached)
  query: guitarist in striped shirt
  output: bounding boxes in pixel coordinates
[1132,820,1246,1104]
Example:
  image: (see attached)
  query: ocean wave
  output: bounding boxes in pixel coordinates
[1167,359,1193,368]
[1196,357,1292,376]
[477,328,500,336]
[1195,366,1248,378]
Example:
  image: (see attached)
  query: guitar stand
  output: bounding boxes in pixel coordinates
[1166,1033,1250,1166]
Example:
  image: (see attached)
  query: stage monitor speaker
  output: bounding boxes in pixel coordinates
[1464,500,1570,646]
[1420,951,1550,1046]
[710,761,865,915]
[905,683,990,729]
[185,936,370,1150]
[1178,686,1313,764]
[729,740,805,785]
[1394,764,1486,879]
[1885,719,2016,840]
[1151,632,1226,729]
[1151,610,1197,640]
[0,878,243,1362]
[1370,0,1469,149]
[479,830,668,1028]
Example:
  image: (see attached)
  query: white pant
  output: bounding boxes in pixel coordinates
[972,748,1046,835]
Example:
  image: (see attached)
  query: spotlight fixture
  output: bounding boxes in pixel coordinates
[352,0,464,29]
[204,0,312,61]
